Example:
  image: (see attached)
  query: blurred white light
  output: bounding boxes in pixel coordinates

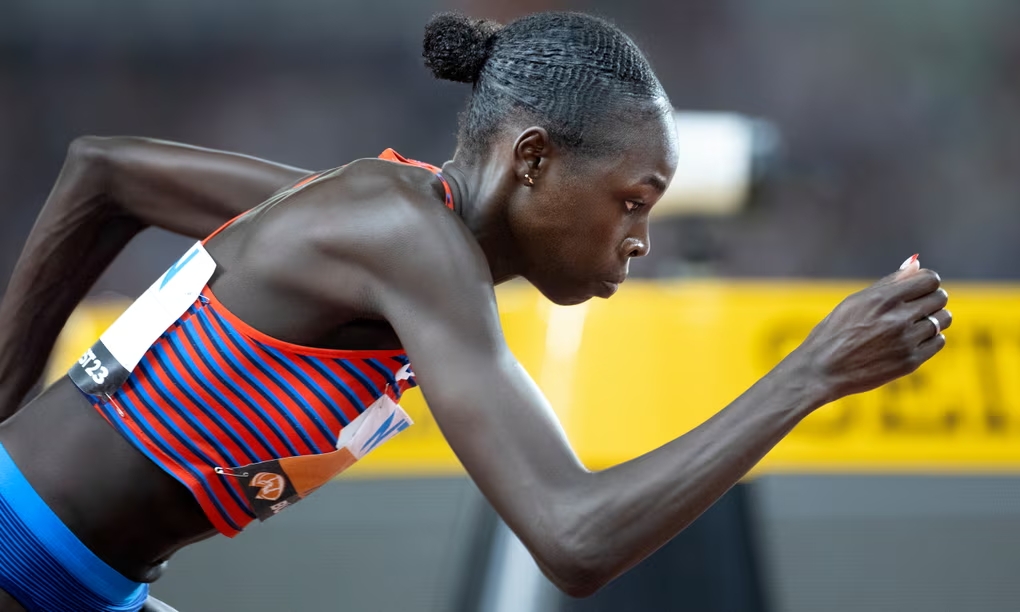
[655,111,760,217]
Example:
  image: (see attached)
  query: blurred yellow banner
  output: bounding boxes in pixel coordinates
[48,280,1020,476]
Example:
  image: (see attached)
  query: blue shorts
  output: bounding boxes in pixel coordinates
[0,441,150,611]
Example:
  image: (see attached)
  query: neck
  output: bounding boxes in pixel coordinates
[440,157,521,285]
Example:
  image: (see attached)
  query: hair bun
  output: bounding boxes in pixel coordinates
[423,13,502,84]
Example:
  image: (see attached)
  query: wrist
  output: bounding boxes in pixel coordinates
[769,348,839,416]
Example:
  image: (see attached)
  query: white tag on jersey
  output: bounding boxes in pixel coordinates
[69,242,216,396]
[336,393,414,459]
[102,242,215,370]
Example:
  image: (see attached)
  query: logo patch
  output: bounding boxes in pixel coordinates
[250,472,286,501]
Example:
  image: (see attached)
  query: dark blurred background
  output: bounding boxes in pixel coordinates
[4,0,1019,290]
[3,1,1020,611]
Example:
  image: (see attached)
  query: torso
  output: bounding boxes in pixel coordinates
[204,158,434,352]
[0,157,460,581]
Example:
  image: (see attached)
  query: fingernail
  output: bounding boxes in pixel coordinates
[899,253,919,270]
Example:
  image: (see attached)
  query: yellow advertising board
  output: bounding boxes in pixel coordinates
[47,280,1020,476]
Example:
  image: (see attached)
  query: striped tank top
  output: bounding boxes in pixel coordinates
[77,149,453,537]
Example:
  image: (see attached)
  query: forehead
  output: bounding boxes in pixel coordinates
[580,106,678,187]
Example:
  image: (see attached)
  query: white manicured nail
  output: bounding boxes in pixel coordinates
[899,254,919,270]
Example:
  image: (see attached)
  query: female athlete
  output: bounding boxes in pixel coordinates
[0,11,950,612]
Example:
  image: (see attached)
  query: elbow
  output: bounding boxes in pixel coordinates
[519,474,621,598]
[533,523,612,599]
[65,136,146,223]
[554,575,607,600]
[68,135,113,167]
[539,546,609,599]
[66,136,116,191]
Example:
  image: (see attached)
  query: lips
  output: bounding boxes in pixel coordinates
[597,280,621,298]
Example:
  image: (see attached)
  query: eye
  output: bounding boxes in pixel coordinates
[624,200,645,213]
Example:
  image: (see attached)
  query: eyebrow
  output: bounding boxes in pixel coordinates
[641,175,668,193]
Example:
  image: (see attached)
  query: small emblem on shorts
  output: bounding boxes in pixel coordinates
[250,472,286,501]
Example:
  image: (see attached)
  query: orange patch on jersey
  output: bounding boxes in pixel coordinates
[278,447,357,497]
[250,472,286,501]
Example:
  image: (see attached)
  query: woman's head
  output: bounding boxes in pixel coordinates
[424,12,677,304]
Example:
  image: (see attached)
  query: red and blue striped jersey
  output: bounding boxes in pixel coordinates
[81,150,452,536]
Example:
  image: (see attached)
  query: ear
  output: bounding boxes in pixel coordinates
[511,127,551,186]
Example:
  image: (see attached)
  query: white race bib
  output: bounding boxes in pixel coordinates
[69,242,216,397]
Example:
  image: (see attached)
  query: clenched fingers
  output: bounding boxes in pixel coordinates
[910,308,952,345]
[889,268,942,302]
[907,287,949,319]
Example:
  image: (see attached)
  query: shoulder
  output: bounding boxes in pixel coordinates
[304,157,495,310]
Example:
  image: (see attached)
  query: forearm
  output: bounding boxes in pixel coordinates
[557,267,948,591]
[559,354,826,592]
[435,352,827,598]
[0,144,142,415]
[0,137,308,417]
[399,239,945,598]
[389,255,830,596]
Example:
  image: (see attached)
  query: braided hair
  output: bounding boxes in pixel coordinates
[423,12,668,159]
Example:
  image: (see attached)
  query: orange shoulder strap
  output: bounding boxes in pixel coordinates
[378,148,454,210]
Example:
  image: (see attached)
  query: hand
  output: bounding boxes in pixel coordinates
[792,256,951,402]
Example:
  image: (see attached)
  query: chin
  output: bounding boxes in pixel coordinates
[532,283,593,306]
[551,294,593,306]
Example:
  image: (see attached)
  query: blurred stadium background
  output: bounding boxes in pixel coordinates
[3,0,1020,610]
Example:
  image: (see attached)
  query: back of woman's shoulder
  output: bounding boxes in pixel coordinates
[323,157,448,215]
[301,157,476,260]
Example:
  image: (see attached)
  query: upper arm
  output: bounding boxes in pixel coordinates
[78,136,311,238]
[363,205,588,555]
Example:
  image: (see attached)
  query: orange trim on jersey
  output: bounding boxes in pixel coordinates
[291,172,324,190]
[198,149,453,358]
[378,148,455,210]
[202,287,407,360]
[202,211,246,246]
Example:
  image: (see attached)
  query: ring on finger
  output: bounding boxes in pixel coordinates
[927,314,941,338]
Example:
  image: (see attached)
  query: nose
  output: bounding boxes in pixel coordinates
[624,238,649,258]
[622,221,650,258]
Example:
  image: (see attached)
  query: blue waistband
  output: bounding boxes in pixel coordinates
[0,440,149,611]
